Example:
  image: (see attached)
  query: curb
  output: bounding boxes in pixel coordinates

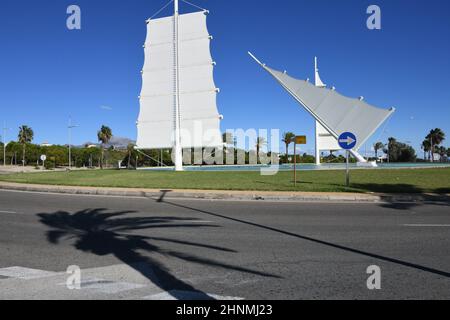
[0,182,448,203]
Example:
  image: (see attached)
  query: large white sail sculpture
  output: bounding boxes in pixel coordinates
[136,0,222,171]
[249,53,395,165]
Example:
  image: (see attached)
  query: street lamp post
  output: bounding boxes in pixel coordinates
[68,117,79,170]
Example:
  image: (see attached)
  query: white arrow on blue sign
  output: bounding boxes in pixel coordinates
[338,132,357,150]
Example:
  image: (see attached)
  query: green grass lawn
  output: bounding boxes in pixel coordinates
[0,168,449,194]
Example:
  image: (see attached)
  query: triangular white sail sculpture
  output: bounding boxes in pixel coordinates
[249,53,395,162]
[136,0,222,171]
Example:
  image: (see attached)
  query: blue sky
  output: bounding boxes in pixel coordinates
[1,0,449,156]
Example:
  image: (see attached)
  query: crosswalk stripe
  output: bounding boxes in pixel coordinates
[0,266,57,280]
[58,277,146,294]
[0,265,245,300]
[143,290,243,300]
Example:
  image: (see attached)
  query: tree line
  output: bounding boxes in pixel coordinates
[0,125,158,169]
[0,126,281,169]
[373,128,448,163]
[2,126,448,168]
[281,128,448,163]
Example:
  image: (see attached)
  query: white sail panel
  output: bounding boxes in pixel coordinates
[180,89,221,147]
[180,64,215,92]
[137,121,173,149]
[179,38,213,66]
[136,11,221,149]
[137,95,173,149]
[261,65,394,150]
[146,15,173,45]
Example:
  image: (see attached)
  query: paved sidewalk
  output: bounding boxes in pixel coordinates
[0,181,448,203]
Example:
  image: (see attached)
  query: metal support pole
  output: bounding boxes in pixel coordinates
[315,122,320,165]
[294,143,297,186]
[68,117,78,170]
[68,118,72,170]
[346,150,350,187]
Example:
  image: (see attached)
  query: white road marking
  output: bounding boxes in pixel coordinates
[0,210,17,214]
[402,224,450,227]
[143,290,243,300]
[0,264,245,300]
[0,267,57,280]
[58,277,146,294]
[90,281,145,294]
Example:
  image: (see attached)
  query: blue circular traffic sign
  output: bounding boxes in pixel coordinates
[338,132,357,150]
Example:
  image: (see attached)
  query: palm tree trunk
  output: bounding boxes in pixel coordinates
[22,144,25,167]
[127,151,131,168]
[256,146,260,164]
[100,148,104,169]
[431,144,434,162]
[285,144,289,164]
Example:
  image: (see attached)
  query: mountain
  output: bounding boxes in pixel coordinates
[79,137,135,150]
[107,136,136,149]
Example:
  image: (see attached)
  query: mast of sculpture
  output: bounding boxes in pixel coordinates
[173,0,183,171]
[136,0,222,171]
[314,57,341,165]
[314,57,326,88]
[314,57,321,165]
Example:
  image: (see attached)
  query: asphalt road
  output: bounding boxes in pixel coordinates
[0,189,449,300]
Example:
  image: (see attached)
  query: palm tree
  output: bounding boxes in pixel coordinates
[222,132,234,155]
[255,137,266,164]
[282,132,295,163]
[126,143,135,168]
[421,139,431,161]
[426,128,445,162]
[383,137,397,163]
[437,146,447,162]
[18,125,34,167]
[222,132,233,146]
[373,142,384,160]
[97,125,113,169]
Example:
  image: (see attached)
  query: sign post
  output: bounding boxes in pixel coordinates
[345,150,350,186]
[338,132,357,187]
[293,136,307,186]
[40,155,47,170]
[294,144,296,186]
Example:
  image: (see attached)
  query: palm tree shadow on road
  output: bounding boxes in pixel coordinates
[157,199,450,279]
[38,209,280,300]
